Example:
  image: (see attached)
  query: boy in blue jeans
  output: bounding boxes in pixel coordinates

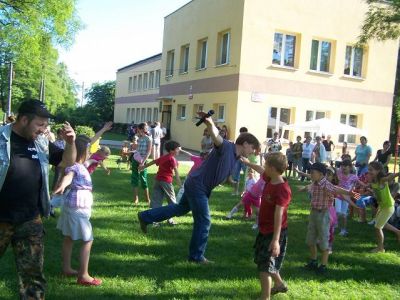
[138,113,260,263]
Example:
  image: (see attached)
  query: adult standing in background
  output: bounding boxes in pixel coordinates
[373,140,392,174]
[312,136,326,164]
[292,135,303,179]
[160,123,167,155]
[267,132,282,153]
[353,136,372,176]
[152,121,164,160]
[322,135,335,166]
[301,136,314,181]
[0,99,76,300]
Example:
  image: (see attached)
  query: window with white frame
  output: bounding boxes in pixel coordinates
[197,39,208,69]
[136,109,140,123]
[153,108,158,121]
[166,50,175,77]
[272,32,296,68]
[141,108,146,122]
[216,104,225,122]
[218,31,230,65]
[339,114,358,144]
[143,73,148,90]
[130,107,135,122]
[128,77,133,93]
[126,108,130,123]
[147,108,152,121]
[133,76,137,92]
[155,70,161,87]
[192,104,204,120]
[305,110,326,137]
[180,44,189,73]
[344,46,364,77]
[177,104,186,120]
[310,40,331,72]
[138,74,142,91]
[149,71,154,89]
[267,107,291,139]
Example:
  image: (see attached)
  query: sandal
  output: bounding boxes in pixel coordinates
[271,283,288,295]
[77,277,102,286]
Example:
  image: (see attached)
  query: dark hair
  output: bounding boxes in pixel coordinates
[235,132,260,149]
[165,140,180,152]
[239,127,248,133]
[75,135,91,162]
[341,159,353,167]
[138,123,147,130]
[326,167,339,185]
[16,113,36,123]
[368,161,385,183]
[360,136,368,143]
[383,140,390,146]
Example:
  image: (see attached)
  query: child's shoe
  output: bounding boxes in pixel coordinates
[225,213,233,220]
[251,223,258,230]
[339,229,348,236]
[304,260,318,270]
[316,264,328,275]
[271,282,288,295]
[368,219,376,225]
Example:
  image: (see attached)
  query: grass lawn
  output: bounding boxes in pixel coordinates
[101,132,127,141]
[1,156,400,299]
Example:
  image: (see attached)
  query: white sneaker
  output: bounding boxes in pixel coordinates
[252,224,258,230]
[339,229,348,236]
[225,213,232,220]
[368,220,376,225]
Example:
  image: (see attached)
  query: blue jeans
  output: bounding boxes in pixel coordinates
[231,160,247,182]
[301,158,311,181]
[139,184,211,262]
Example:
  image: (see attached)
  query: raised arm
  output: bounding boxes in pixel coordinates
[174,167,182,187]
[90,121,113,145]
[380,172,400,183]
[199,112,223,147]
[179,147,193,157]
[240,157,265,174]
[53,171,74,194]
[60,122,76,167]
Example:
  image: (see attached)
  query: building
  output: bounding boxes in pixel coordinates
[114,0,397,154]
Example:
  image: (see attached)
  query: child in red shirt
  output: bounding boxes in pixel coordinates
[242,152,291,299]
[139,140,182,225]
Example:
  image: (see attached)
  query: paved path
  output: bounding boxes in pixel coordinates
[100,139,199,164]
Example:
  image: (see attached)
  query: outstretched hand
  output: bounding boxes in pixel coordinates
[350,189,361,200]
[60,122,76,145]
[102,121,113,132]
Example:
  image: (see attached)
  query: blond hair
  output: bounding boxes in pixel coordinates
[264,152,287,174]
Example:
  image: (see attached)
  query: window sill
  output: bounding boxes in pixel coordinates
[307,70,333,77]
[268,64,298,71]
[179,71,188,75]
[215,62,230,68]
[341,75,365,81]
[216,119,225,123]
[177,118,186,121]
[196,67,207,72]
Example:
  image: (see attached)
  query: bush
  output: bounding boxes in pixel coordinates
[75,125,95,137]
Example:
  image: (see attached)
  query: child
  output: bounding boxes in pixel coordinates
[335,159,365,236]
[116,141,131,169]
[138,140,182,225]
[54,135,102,286]
[226,169,265,230]
[304,162,359,275]
[366,162,400,252]
[85,146,111,175]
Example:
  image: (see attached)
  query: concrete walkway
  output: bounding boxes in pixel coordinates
[100,139,199,164]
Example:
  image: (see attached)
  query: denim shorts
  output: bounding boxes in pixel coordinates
[356,196,376,209]
[254,229,287,273]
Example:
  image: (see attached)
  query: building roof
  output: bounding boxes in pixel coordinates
[117,53,162,72]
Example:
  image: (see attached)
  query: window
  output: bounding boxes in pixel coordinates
[153,108,158,121]
[128,77,133,93]
[310,40,331,72]
[143,73,148,90]
[344,46,364,77]
[192,104,204,120]
[133,76,137,92]
[155,70,161,88]
[166,50,175,77]
[177,104,186,120]
[272,33,296,67]
[216,104,225,122]
[147,108,152,121]
[267,107,291,139]
[126,108,130,123]
[339,114,358,143]
[305,110,326,137]
[180,44,190,73]
[141,108,146,122]
[130,108,135,123]
[136,108,140,123]
[197,39,208,69]
[138,74,142,91]
[149,71,154,89]
[218,31,230,65]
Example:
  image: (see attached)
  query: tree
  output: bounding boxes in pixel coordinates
[85,81,116,124]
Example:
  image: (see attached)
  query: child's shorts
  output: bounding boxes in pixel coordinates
[375,206,395,230]
[131,160,148,189]
[306,209,330,250]
[335,198,349,215]
[254,229,287,274]
[356,196,375,209]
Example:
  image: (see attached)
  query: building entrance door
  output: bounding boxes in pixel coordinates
[162,105,172,139]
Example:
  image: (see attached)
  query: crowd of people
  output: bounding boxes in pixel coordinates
[1,100,399,300]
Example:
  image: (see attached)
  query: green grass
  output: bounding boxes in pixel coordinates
[1,156,400,299]
[102,132,127,141]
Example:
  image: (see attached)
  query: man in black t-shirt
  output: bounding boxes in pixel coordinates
[322,135,335,166]
[0,99,76,300]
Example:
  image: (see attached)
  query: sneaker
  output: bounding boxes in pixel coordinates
[316,264,328,275]
[167,219,177,226]
[339,229,348,236]
[271,283,288,295]
[188,258,214,265]
[225,213,233,220]
[251,223,258,230]
[137,212,147,234]
[304,260,318,270]
[368,220,376,225]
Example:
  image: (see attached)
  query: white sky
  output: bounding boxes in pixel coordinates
[58,0,190,91]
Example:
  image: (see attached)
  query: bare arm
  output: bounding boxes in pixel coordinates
[269,205,284,257]
[174,167,182,187]
[90,121,113,145]
[179,148,193,157]
[380,172,400,183]
[240,157,265,174]
[138,159,156,171]
[59,122,76,167]
[53,172,74,194]
[99,161,110,175]
[199,112,223,147]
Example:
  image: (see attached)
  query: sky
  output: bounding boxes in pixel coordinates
[58,0,190,92]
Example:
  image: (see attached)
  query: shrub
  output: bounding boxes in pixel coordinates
[75,125,95,137]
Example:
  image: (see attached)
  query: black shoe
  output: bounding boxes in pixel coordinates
[304,260,318,270]
[137,212,147,234]
[316,264,328,275]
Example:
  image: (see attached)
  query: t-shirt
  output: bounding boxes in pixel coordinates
[186,139,237,194]
[302,143,314,159]
[86,153,105,174]
[322,140,334,152]
[0,131,63,223]
[371,182,394,209]
[152,126,164,145]
[267,138,282,152]
[155,153,178,183]
[245,177,257,192]
[337,169,359,200]
[355,144,372,164]
[292,142,303,159]
[376,149,392,165]
[258,174,291,235]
